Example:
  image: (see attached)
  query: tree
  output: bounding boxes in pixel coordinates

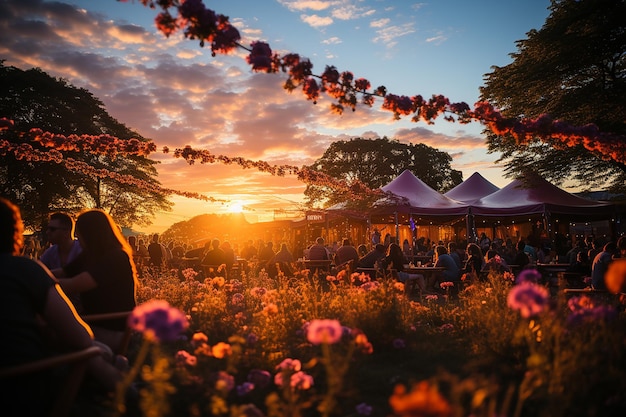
[480,0,626,193]
[0,62,172,229]
[303,137,463,208]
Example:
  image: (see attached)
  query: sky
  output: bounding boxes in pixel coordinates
[0,0,552,233]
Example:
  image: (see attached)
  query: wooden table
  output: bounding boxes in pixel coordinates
[298,259,333,272]
[405,266,446,291]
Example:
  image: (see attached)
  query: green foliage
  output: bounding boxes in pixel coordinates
[303,137,463,209]
[480,0,626,193]
[0,62,172,229]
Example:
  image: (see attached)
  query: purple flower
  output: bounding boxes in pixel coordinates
[236,382,255,396]
[306,319,343,345]
[392,338,406,349]
[247,332,259,345]
[128,300,189,342]
[516,268,542,284]
[507,282,550,318]
[231,293,245,305]
[356,402,373,416]
[567,295,617,326]
[247,369,271,388]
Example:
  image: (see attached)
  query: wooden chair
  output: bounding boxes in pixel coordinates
[82,311,133,356]
[0,345,102,417]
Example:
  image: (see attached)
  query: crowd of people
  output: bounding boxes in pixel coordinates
[2,193,625,415]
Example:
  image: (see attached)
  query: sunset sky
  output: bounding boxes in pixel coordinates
[0,0,552,233]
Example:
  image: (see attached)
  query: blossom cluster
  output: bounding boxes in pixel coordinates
[129,299,189,342]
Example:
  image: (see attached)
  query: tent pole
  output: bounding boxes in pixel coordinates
[394,211,399,245]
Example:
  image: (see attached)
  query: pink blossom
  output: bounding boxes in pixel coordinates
[507,282,550,318]
[306,319,343,345]
[128,299,188,343]
[275,358,301,372]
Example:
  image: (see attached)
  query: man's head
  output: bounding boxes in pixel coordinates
[46,212,74,245]
[316,237,324,245]
[0,198,24,255]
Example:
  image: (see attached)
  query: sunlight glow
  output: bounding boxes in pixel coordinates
[228,201,244,213]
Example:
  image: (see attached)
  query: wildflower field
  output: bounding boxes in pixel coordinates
[118,265,626,417]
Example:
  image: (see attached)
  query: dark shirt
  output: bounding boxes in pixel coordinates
[463,255,483,275]
[381,252,408,272]
[259,246,276,263]
[308,244,328,261]
[334,245,359,266]
[512,251,531,268]
[0,254,55,366]
[65,249,136,331]
[202,248,228,267]
[0,254,58,417]
[148,242,163,265]
[435,253,461,281]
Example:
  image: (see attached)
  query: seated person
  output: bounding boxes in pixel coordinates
[381,243,425,293]
[334,238,359,268]
[481,249,511,275]
[434,245,461,283]
[56,209,138,354]
[267,243,294,277]
[0,198,121,415]
[201,238,228,267]
[307,237,329,260]
[357,244,386,268]
[591,241,617,290]
[567,251,591,276]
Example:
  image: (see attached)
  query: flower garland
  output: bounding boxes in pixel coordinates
[124,0,625,165]
[1,119,385,203]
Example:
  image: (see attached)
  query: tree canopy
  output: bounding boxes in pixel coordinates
[0,62,172,229]
[480,0,625,192]
[304,137,463,209]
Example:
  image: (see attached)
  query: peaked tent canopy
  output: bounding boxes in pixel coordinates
[372,170,468,216]
[470,176,615,217]
[444,172,500,203]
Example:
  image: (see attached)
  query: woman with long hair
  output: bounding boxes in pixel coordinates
[56,209,138,353]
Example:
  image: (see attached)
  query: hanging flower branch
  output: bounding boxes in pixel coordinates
[29,128,157,157]
[0,126,225,204]
[125,0,626,165]
[1,119,386,203]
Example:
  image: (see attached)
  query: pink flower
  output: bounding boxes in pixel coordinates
[276,358,301,372]
[289,371,314,390]
[507,282,550,318]
[128,299,188,343]
[175,350,197,367]
[306,319,343,345]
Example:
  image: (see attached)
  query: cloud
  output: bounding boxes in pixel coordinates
[322,36,342,44]
[372,23,415,48]
[426,34,447,45]
[278,0,332,12]
[300,14,333,27]
[370,18,390,28]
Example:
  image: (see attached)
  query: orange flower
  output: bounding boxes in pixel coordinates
[389,382,452,417]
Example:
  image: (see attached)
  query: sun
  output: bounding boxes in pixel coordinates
[228,201,244,213]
